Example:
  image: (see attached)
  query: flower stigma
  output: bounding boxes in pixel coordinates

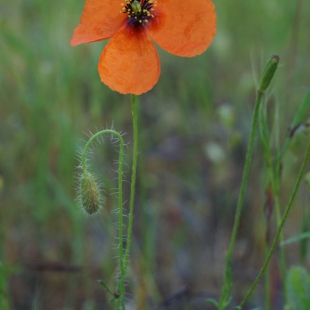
[121,0,157,26]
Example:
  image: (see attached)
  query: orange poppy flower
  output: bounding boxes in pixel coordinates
[71,0,216,95]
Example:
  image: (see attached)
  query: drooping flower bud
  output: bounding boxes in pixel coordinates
[78,172,104,215]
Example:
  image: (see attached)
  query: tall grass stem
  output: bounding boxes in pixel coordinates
[219,56,279,309]
[218,91,263,310]
[238,141,310,309]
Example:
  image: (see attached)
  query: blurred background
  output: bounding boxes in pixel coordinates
[1,0,310,309]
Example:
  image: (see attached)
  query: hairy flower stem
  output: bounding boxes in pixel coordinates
[81,130,125,309]
[237,141,310,309]
[124,94,138,273]
[218,91,263,310]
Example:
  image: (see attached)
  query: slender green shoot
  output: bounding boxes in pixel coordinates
[237,140,310,309]
[218,90,263,310]
[218,55,279,310]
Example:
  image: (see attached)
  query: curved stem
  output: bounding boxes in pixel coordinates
[124,94,138,273]
[81,129,125,309]
[238,141,310,309]
[218,91,263,310]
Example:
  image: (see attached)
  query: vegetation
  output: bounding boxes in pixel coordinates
[1,0,310,309]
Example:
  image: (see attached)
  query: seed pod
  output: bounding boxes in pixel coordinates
[258,55,279,93]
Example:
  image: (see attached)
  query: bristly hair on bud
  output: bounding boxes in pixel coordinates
[77,171,105,215]
[76,128,126,216]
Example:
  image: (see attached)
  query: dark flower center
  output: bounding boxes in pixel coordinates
[121,0,156,27]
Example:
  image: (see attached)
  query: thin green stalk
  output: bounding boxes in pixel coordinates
[124,94,138,273]
[264,258,270,310]
[218,91,263,310]
[259,98,287,304]
[274,89,310,295]
[81,129,125,309]
[218,56,279,310]
[237,141,310,309]
[273,191,287,302]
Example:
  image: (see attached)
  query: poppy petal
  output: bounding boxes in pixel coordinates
[71,0,126,46]
[147,0,216,57]
[98,26,160,95]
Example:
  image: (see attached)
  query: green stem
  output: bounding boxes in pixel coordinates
[218,91,263,310]
[273,190,287,302]
[264,257,270,310]
[238,141,310,309]
[259,97,287,304]
[81,129,125,309]
[124,94,138,273]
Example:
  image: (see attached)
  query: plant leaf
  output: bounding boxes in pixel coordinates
[287,266,310,310]
[291,90,310,129]
[98,279,114,296]
[281,232,310,246]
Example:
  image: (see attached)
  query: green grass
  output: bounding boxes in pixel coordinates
[1,0,310,309]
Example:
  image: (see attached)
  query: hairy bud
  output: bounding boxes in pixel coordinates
[78,172,104,215]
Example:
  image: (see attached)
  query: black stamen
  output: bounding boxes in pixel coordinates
[122,0,155,28]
